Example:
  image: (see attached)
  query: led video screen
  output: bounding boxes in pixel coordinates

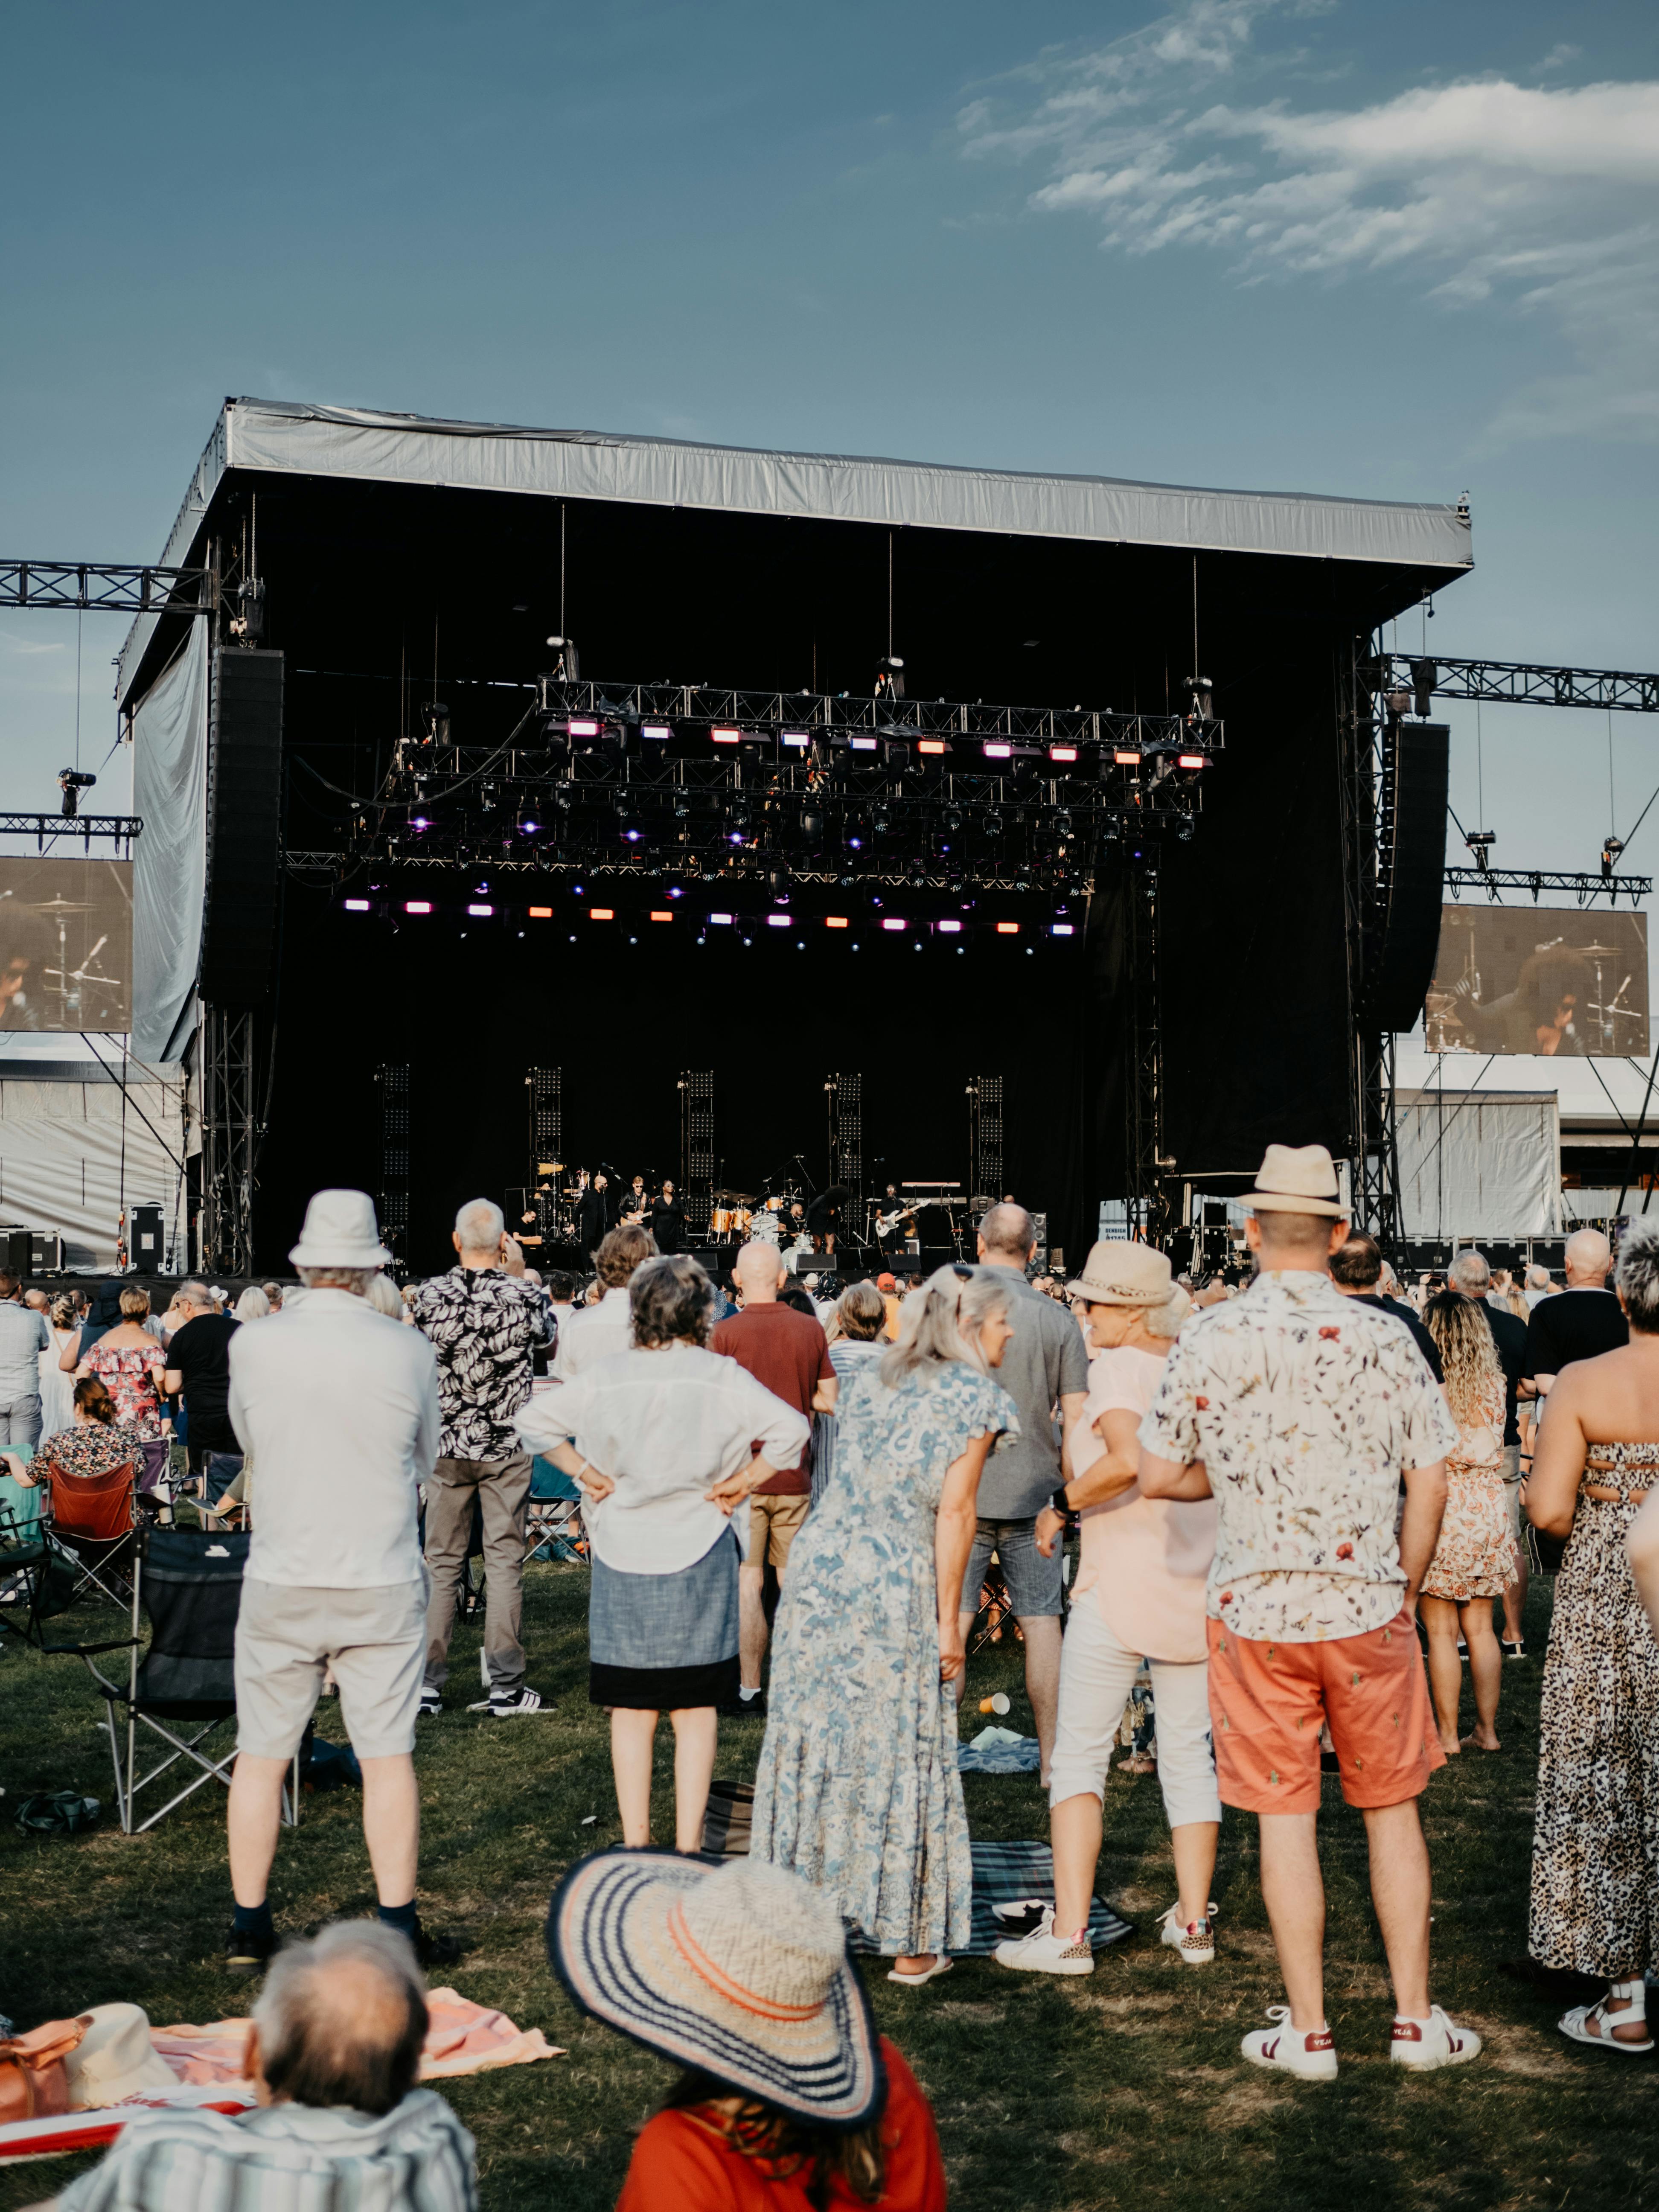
[1424,903,1648,1059]
[0,858,133,1033]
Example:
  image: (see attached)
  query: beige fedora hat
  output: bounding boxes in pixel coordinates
[1065,1241,1175,1307]
[64,2004,178,2109]
[1246,1143,1347,1218]
[288,1188,392,1270]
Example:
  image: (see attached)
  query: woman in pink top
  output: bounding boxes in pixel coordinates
[994,1241,1220,1981]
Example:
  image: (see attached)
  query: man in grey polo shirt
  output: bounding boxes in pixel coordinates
[0,1269,49,1449]
[956,1202,1088,1780]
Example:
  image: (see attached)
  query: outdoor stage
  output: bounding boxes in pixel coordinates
[116,399,1471,1274]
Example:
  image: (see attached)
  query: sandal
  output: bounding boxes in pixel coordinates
[1559,1987,1653,2054]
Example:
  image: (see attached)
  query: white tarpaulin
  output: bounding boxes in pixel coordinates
[1397,1089,1562,1240]
[118,397,1473,700]
[130,629,207,1064]
[0,1066,188,1273]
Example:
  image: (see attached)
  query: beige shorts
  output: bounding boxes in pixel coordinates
[747,1489,810,1571]
[235,1574,429,1761]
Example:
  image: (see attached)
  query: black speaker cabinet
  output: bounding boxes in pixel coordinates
[200,649,284,1007]
[131,1203,166,1270]
[1370,722,1450,1035]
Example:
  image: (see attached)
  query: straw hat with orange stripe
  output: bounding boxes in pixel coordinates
[548,1850,883,2125]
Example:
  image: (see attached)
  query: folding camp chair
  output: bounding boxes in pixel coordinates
[93,1526,299,1837]
[524,1455,588,1565]
[43,1457,139,1609]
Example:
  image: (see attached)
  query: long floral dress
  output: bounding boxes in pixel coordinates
[1422,1373,1515,1601]
[750,1359,1018,1957]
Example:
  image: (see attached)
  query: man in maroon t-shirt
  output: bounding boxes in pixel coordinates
[710,1241,838,1718]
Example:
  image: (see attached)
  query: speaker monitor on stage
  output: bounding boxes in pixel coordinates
[129,1205,165,1271]
[0,1226,31,1278]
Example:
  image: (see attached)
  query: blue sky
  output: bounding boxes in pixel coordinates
[3,0,1657,904]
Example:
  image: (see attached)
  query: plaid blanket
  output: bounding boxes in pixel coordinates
[851,1840,1135,1957]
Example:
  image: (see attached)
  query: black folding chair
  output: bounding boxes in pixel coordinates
[94,1526,300,1837]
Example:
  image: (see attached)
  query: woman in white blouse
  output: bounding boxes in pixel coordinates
[518,1253,808,1853]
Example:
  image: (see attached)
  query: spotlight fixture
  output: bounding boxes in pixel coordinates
[57,768,96,818]
[421,701,450,746]
[801,806,824,841]
[1465,830,1496,873]
[1603,835,1624,879]
[874,655,906,702]
[544,635,580,680]
[1185,675,1214,723]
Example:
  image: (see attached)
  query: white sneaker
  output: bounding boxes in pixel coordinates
[1241,2005,1338,2080]
[1390,2006,1482,2069]
[487,1687,552,1717]
[1158,1901,1217,1966]
[993,1908,1094,1976]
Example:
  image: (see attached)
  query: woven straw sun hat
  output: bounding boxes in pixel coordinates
[1246,1142,1347,1218]
[1065,1241,1175,1308]
[548,1850,883,2127]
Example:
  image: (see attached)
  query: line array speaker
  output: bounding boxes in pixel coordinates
[200,649,284,1007]
[1369,722,1449,1034]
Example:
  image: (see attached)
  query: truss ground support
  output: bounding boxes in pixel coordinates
[826,1074,863,1205]
[375,1065,411,1266]
[679,1071,715,1236]
[967,1077,1003,1222]
[199,1005,259,1275]
[1341,639,1401,1250]
[1123,866,1169,1242]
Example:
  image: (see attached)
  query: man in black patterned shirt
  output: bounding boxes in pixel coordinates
[411,1199,554,1719]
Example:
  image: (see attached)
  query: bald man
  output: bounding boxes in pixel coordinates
[709,1242,838,1717]
[1521,1229,1627,1402]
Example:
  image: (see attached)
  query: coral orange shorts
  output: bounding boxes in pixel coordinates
[1206,1610,1444,1815]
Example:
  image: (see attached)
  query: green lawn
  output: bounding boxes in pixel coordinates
[2,1567,1656,2211]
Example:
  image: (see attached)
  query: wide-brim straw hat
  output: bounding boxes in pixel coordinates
[288,1187,392,1269]
[1065,1241,1175,1308]
[1246,1143,1348,1218]
[64,2004,178,2109]
[549,1850,883,2127]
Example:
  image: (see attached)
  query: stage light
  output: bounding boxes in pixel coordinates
[984,808,1003,833]
[343,899,370,912]
[650,910,674,922]
[422,701,450,745]
[710,911,734,926]
[882,918,906,932]
[468,903,494,917]
[943,807,962,833]
[1185,676,1213,723]
[875,655,905,701]
[826,916,849,929]
[881,737,913,767]
[938,920,962,934]
[1051,923,1075,937]
[642,722,673,742]
[545,635,580,680]
[58,768,96,818]
[996,921,1019,935]
[1603,835,1624,879]
[983,742,1012,760]
[767,914,791,928]
[404,900,433,915]
[800,807,824,842]
[782,730,811,750]
[1177,754,1205,771]
[529,906,553,918]
[667,885,684,899]
[712,727,741,745]
[918,739,947,757]
[1054,810,1072,836]
[1049,745,1078,763]
[589,907,614,921]
[567,718,601,739]
[850,736,878,753]
[848,835,864,850]
[623,829,643,842]
[411,814,431,830]
[1114,750,1141,768]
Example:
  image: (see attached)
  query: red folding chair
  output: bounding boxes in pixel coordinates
[44,1458,138,1607]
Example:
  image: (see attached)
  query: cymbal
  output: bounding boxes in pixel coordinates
[1576,944,1620,957]
[711,1187,756,1203]
[24,897,96,914]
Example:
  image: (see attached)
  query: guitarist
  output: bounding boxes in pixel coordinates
[876,1183,915,1257]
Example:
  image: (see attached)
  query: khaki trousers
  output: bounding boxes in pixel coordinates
[422,1452,533,1696]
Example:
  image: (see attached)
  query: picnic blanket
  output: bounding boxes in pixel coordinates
[957,1725,1043,1773]
[154,1988,562,2084]
[850,1840,1135,1957]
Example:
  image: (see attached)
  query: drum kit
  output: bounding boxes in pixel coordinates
[708,1188,797,1243]
[3,893,128,1031]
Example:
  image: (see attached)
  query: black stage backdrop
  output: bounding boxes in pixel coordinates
[259,891,1097,1275]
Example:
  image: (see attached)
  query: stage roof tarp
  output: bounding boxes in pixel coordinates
[118,396,1473,703]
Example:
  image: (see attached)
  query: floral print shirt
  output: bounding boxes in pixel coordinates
[1139,1270,1458,1642]
[410,1267,554,1460]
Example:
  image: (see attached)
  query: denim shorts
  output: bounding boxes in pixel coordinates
[966,1515,1063,1620]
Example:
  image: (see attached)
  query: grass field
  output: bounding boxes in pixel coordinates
[3,1565,1656,2211]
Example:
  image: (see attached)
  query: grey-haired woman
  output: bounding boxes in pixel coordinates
[1527,1218,1659,2054]
[751,1266,1019,1984]
[518,1254,808,1854]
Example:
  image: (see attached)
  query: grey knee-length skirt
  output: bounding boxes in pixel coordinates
[588,1525,740,1709]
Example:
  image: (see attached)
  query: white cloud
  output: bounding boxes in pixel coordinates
[1538,43,1581,73]
[961,5,1659,444]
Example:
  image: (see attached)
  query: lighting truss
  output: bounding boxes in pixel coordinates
[1370,652,1659,715]
[0,562,214,616]
[1444,865,1653,906]
[0,813,142,853]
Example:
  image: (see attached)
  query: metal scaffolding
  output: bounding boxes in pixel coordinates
[198,1006,259,1275]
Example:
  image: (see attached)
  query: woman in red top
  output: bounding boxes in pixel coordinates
[550,1850,946,2212]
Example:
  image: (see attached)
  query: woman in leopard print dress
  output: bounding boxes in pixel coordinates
[1526,1222,1659,2056]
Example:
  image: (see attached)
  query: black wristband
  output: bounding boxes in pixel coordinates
[1051,1485,1071,1514]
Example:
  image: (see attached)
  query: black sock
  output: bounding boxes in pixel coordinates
[232,1900,273,1941]
[378,1899,420,1941]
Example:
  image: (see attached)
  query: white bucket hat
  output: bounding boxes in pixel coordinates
[1065,1241,1176,1308]
[64,2004,178,2109]
[1246,1143,1348,1219]
[288,1188,392,1270]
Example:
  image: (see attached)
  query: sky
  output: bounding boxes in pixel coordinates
[2,0,1656,954]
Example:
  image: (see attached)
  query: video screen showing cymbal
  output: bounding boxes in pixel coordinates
[0,858,133,1033]
[1425,904,1647,1059]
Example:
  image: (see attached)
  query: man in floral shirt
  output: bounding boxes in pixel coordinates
[1141,1144,1479,2082]
[412,1199,554,1719]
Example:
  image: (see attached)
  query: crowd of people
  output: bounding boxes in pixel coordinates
[15,1162,1659,2209]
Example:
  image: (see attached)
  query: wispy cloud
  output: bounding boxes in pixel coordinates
[960,4,1659,445]
[0,633,65,656]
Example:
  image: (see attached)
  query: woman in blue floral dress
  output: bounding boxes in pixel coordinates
[751,1267,1020,1984]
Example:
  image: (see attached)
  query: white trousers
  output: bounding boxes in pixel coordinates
[1049,1598,1221,1831]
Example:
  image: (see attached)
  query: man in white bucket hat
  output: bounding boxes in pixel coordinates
[223,1191,457,1977]
[1139,1145,1480,2081]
